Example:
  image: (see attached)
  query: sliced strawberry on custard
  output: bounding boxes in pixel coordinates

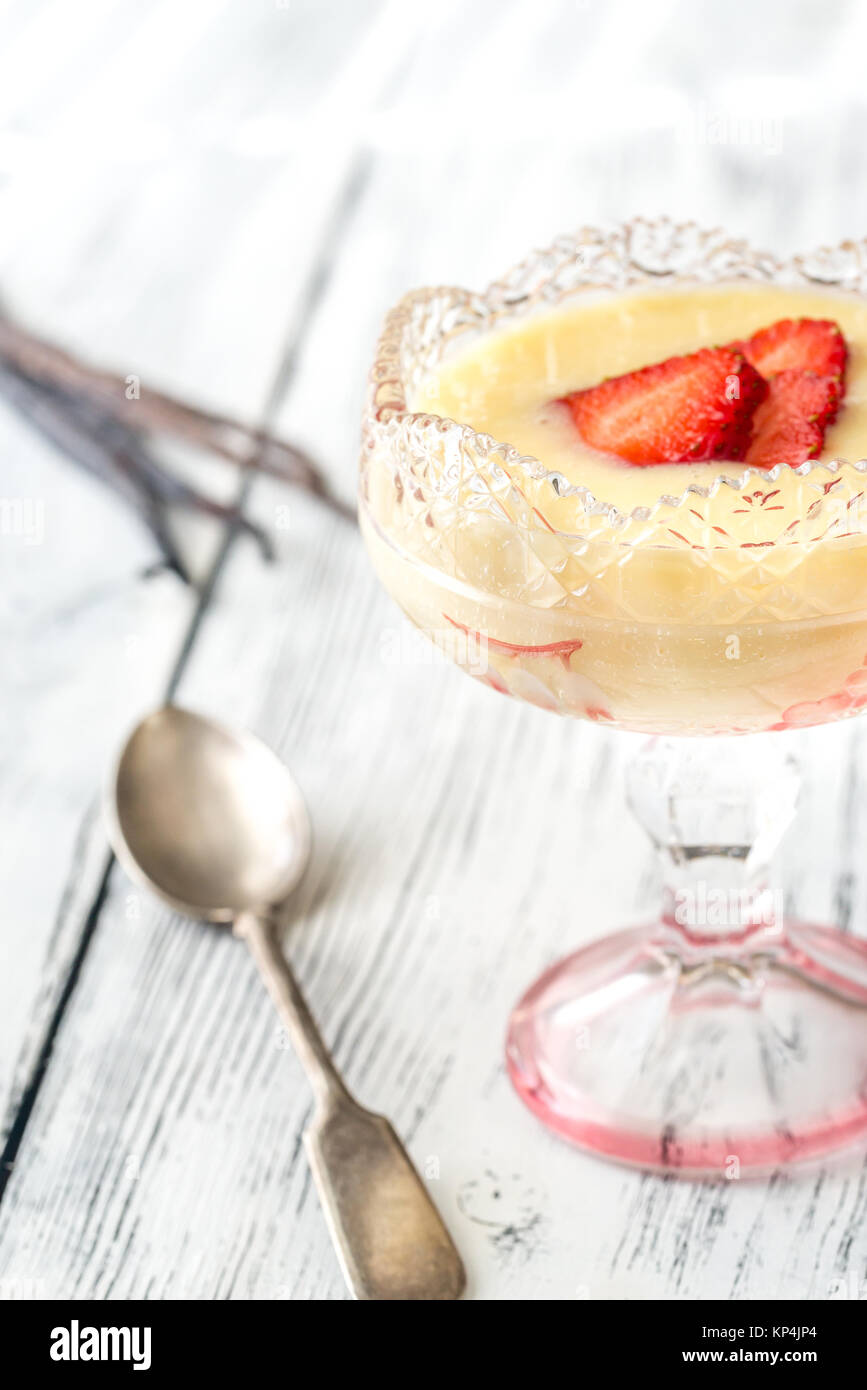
[560,347,767,465]
[740,317,846,391]
[744,369,840,470]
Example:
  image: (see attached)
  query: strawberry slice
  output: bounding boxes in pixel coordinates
[560,348,767,465]
[740,317,846,386]
[745,370,840,470]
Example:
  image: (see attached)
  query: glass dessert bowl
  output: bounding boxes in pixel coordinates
[359,219,867,1175]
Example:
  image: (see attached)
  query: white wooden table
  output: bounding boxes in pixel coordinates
[2,0,867,1301]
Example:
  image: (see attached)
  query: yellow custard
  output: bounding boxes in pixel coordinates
[413,284,867,533]
[361,281,867,735]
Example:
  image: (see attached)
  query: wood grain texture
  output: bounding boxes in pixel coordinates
[0,0,388,1152]
[0,0,398,1153]
[3,0,867,1301]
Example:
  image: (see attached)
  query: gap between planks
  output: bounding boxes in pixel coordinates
[0,151,371,1210]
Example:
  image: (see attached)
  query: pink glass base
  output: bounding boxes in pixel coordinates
[506,921,867,1175]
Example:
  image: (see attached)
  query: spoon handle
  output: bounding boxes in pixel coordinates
[234,909,348,1107]
[234,910,466,1300]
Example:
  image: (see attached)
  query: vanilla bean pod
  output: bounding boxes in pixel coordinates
[55,384,274,561]
[0,313,355,522]
[0,361,193,582]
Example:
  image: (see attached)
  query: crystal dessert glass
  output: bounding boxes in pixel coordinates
[359,220,867,1175]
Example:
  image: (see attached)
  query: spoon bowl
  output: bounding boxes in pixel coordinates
[110,705,311,920]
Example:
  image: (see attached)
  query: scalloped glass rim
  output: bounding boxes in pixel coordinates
[363,219,867,541]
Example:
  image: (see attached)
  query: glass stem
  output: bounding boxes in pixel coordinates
[626,735,800,952]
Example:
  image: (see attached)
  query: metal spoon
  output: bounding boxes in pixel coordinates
[106,704,465,1301]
